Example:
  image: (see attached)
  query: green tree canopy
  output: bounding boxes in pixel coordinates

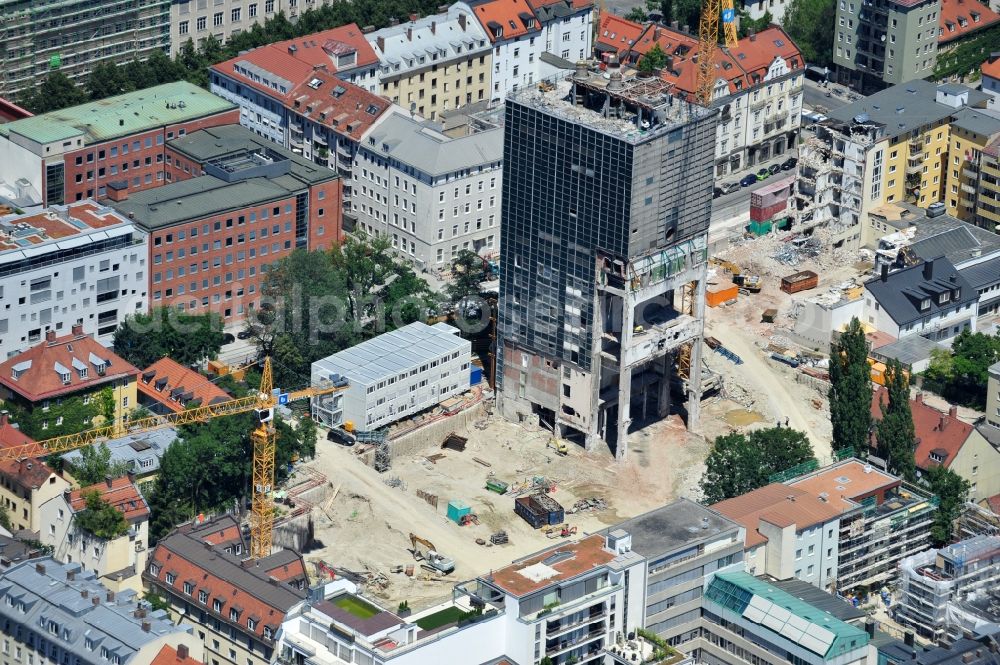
[924,465,970,545]
[874,359,916,481]
[829,318,872,456]
[76,491,129,540]
[924,330,1000,408]
[700,427,816,503]
[18,72,87,114]
[113,308,225,368]
[68,443,131,487]
[626,7,649,22]
[738,9,773,37]
[446,250,487,303]
[639,44,669,74]
[784,0,836,65]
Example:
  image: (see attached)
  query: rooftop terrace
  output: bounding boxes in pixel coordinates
[509,66,714,143]
[0,201,135,257]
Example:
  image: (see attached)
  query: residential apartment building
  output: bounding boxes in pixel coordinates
[39,477,151,593]
[937,0,1000,59]
[170,0,337,54]
[944,107,1000,229]
[0,455,69,534]
[368,7,493,120]
[109,124,342,323]
[616,20,805,176]
[872,389,1000,501]
[895,535,1000,641]
[143,515,308,665]
[465,0,593,104]
[311,322,470,431]
[0,82,238,208]
[832,0,940,91]
[208,39,391,210]
[864,256,977,342]
[0,558,203,665]
[136,358,232,415]
[0,202,148,360]
[713,483,842,590]
[497,65,717,459]
[62,429,179,495]
[788,459,937,592]
[352,111,503,267]
[0,325,140,432]
[0,1,171,99]
[607,499,745,646]
[796,80,988,249]
[984,54,1000,109]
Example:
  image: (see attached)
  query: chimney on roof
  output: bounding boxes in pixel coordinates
[141,621,151,633]
[865,619,876,638]
[72,323,83,336]
[915,392,923,403]
[681,24,689,33]
[749,31,757,41]
[458,13,467,30]
[105,474,114,489]
[406,26,413,41]
[177,646,189,661]
[431,20,436,34]
[127,470,136,485]
[80,589,88,598]
[670,20,679,29]
[106,590,115,602]
[0,411,7,427]
[377,36,385,52]
[654,26,661,41]
[409,12,418,22]
[35,563,45,575]
[92,596,100,606]
[949,405,958,419]
[939,414,949,430]
[389,17,399,26]
[66,569,75,581]
[45,330,57,343]
[922,258,934,280]
[880,263,889,282]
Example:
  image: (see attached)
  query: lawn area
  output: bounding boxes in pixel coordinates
[333,595,381,619]
[415,606,468,631]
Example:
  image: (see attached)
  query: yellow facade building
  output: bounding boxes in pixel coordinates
[944,107,1000,231]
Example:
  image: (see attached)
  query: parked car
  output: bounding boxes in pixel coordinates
[781,157,798,171]
[237,328,254,340]
[721,181,740,194]
[756,168,770,181]
[713,186,723,199]
[740,174,758,187]
[222,333,236,344]
[768,163,782,176]
[327,428,356,446]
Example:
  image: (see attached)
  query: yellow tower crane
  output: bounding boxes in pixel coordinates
[696,0,740,105]
[0,357,345,560]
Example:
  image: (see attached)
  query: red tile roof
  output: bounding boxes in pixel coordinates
[712,483,843,548]
[595,12,647,56]
[0,458,55,492]
[145,518,307,643]
[149,646,202,665]
[0,329,138,403]
[0,96,31,123]
[211,48,390,139]
[0,414,44,458]
[472,0,542,43]
[938,0,1000,43]
[870,388,973,470]
[70,476,150,523]
[984,55,1000,80]
[276,24,380,70]
[137,358,231,413]
[985,493,1000,516]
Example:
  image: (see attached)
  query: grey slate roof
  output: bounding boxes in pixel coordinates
[0,558,190,665]
[828,80,987,141]
[907,215,1000,267]
[367,7,490,79]
[950,108,1000,136]
[864,256,977,326]
[768,578,866,622]
[601,498,741,558]
[960,256,1000,290]
[61,428,177,476]
[363,112,502,177]
[871,334,942,367]
[313,321,469,388]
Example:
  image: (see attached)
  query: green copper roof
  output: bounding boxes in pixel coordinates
[705,571,869,661]
[0,82,235,145]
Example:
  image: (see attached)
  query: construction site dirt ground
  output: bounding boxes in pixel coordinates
[300,410,710,610]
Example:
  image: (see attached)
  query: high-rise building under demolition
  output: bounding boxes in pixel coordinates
[497,63,718,459]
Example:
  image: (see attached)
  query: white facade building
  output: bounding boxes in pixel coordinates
[353,111,503,268]
[169,0,312,54]
[310,322,471,431]
[0,202,147,360]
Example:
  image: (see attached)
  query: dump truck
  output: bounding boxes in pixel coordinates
[408,533,455,574]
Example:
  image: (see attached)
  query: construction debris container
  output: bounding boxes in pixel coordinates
[762,308,778,323]
[514,494,565,529]
[706,285,739,307]
[780,270,819,294]
[447,500,471,524]
[470,366,483,386]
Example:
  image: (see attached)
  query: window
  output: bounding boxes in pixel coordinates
[231,7,241,21]
[213,11,223,26]
[183,582,193,595]
[197,16,207,30]
[213,599,223,612]
[165,572,176,585]
[179,20,189,35]
[198,590,208,603]
[248,3,257,17]
[229,608,239,621]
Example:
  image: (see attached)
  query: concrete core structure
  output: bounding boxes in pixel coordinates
[497,64,717,459]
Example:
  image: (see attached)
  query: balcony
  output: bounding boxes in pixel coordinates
[909,136,924,151]
[546,626,605,659]
[961,183,976,195]
[312,134,328,147]
[962,167,978,181]
[547,609,607,639]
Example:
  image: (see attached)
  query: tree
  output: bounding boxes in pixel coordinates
[660,0,674,22]
[87,61,128,100]
[783,0,836,66]
[69,442,131,486]
[0,505,11,532]
[923,330,1000,408]
[446,250,487,303]
[19,72,87,114]
[626,7,648,22]
[639,43,669,74]
[672,0,702,30]
[700,427,815,503]
[113,308,225,368]
[738,9,773,37]
[829,318,872,457]
[75,491,129,539]
[924,465,970,545]
[875,359,916,481]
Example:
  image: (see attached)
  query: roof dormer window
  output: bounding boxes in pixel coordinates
[938,291,950,304]
[921,298,931,310]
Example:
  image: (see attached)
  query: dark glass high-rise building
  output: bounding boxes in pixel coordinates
[497,65,718,459]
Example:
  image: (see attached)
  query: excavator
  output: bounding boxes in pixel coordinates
[409,533,455,574]
[709,258,762,294]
